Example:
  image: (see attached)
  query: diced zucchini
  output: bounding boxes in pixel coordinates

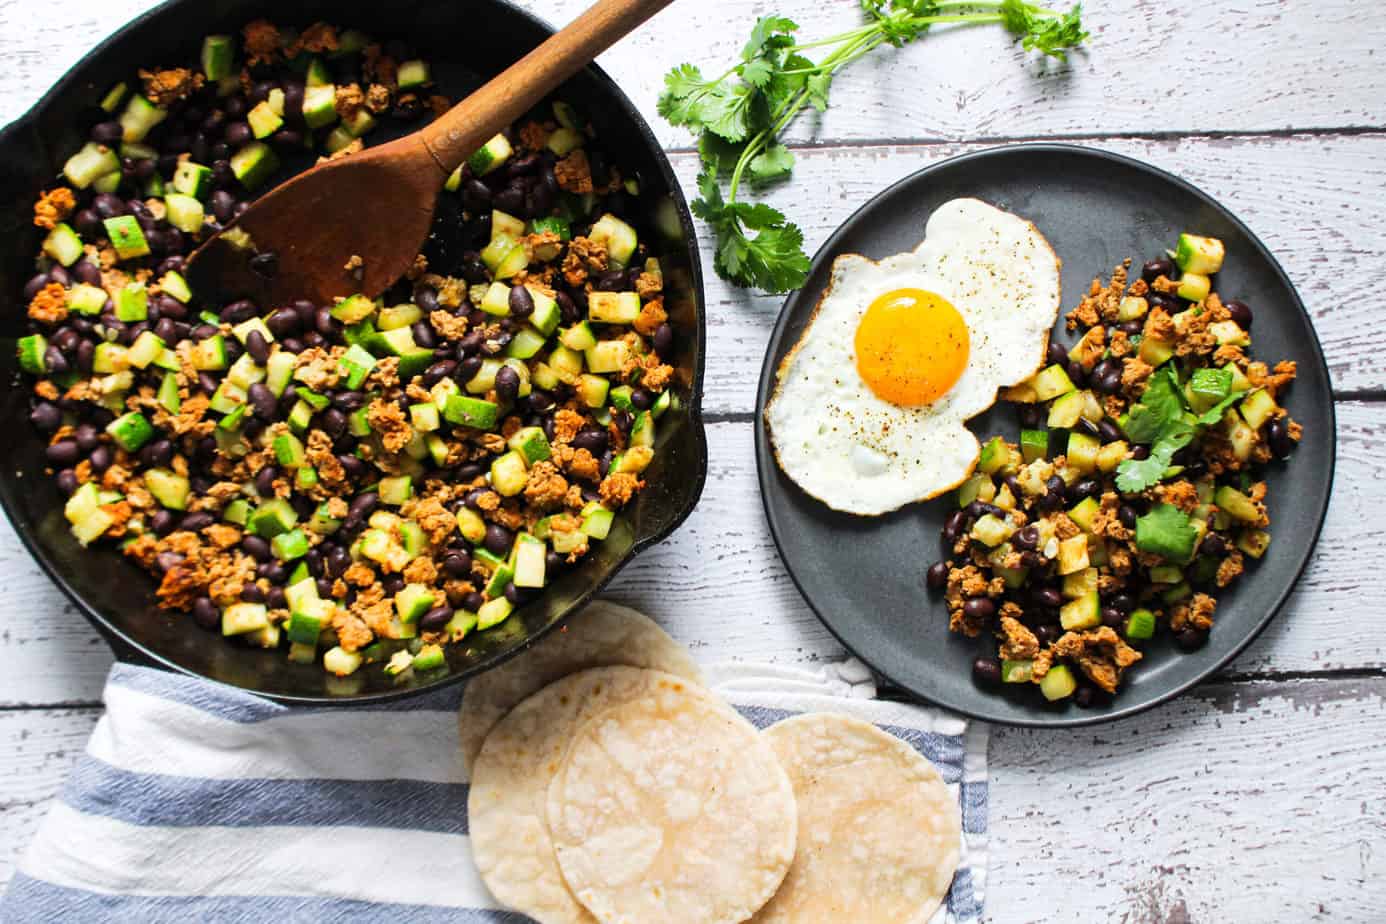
[271,528,310,561]
[397,59,430,90]
[587,291,641,325]
[172,160,213,200]
[247,100,284,139]
[379,475,413,506]
[1031,364,1076,402]
[127,330,165,369]
[114,282,148,321]
[1123,608,1156,641]
[66,283,108,316]
[222,602,270,636]
[1174,233,1225,275]
[1039,664,1078,701]
[409,402,440,432]
[341,107,376,138]
[376,303,423,331]
[249,498,298,537]
[1056,534,1090,575]
[201,34,235,80]
[1059,590,1100,630]
[455,507,487,544]
[505,327,548,360]
[491,210,526,242]
[630,410,655,449]
[394,584,436,623]
[230,142,279,190]
[970,513,1014,548]
[467,133,513,176]
[302,83,338,129]
[1066,431,1100,474]
[1117,295,1148,322]
[580,502,615,540]
[118,94,167,142]
[546,127,584,157]
[323,646,363,677]
[1239,388,1278,430]
[337,343,377,389]
[42,223,84,267]
[100,82,129,113]
[508,426,551,465]
[16,335,47,374]
[1214,485,1262,524]
[1237,528,1271,559]
[1068,496,1100,534]
[1047,390,1085,429]
[513,536,547,588]
[476,596,513,630]
[1000,659,1034,683]
[444,394,500,430]
[104,215,150,260]
[1176,272,1211,303]
[163,193,205,233]
[1138,334,1176,368]
[63,142,121,189]
[157,370,181,413]
[490,451,528,497]
[106,411,154,451]
[159,270,193,304]
[589,213,638,268]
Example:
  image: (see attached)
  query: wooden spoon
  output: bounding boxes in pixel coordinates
[185,0,674,307]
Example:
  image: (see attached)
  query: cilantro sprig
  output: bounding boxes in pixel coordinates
[1114,366,1241,494]
[660,0,1090,293]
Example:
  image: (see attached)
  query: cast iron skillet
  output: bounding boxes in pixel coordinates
[755,144,1335,727]
[0,0,707,703]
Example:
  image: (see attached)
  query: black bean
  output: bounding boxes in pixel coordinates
[1033,587,1063,610]
[1148,292,1178,313]
[456,463,485,482]
[598,450,613,478]
[1142,257,1174,282]
[149,508,177,537]
[54,469,79,496]
[439,550,471,579]
[1070,478,1100,502]
[963,597,995,622]
[1046,341,1069,367]
[1013,525,1039,551]
[1034,624,1060,646]
[546,551,564,573]
[594,269,626,292]
[1067,360,1087,387]
[258,561,288,583]
[415,605,453,632]
[410,319,436,350]
[29,402,62,433]
[505,582,538,605]
[942,509,967,545]
[92,192,126,219]
[192,597,220,631]
[381,575,405,596]
[348,492,379,521]
[1130,445,1151,462]
[69,258,102,286]
[241,534,272,562]
[484,523,514,556]
[493,365,521,402]
[455,356,483,385]
[319,408,348,439]
[1110,593,1135,614]
[1118,505,1138,529]
[1075,416,1099,438]
[255,465,278,497]
[1100,606,1124,628]
[1072,686,1097,708]
[570,428,609,454]
[245,383,275,421]
[23,272,51,300]
[926,561,949,591]
[220,299,257,324]
[461,178,492,213]
[179,511,213,532]
[1267,416,1295,458]
[87,445,113,472]
[421,359,456,388]
[224,122,252,147]
[45,440,80,467]
[41,345,68,375]
[493,186,525,215]
[507,284,534,318]
[244,329,270,365]
[971,657,1002,686]
[1174,628,1207,652]
[652,322,674,358]
[301,331,325,349]
[1097,420,1124,444]
[1201,533,1229,557]
[240,583,266,603]
[1224,299,1253,328]
[1119,319,1143,336]
[337,454,367,480]
[555,291,578,324]
[322,546,349,580]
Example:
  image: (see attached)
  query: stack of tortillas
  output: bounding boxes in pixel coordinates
[462,601,962,924]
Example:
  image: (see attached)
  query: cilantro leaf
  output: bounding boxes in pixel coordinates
[1133,503,1200,564]
[805,72,832,111]
[657,64,720,129]
[1001,0,1089,61]
[742,15,798,62]
[747,144,796,184]
[1196,393,1242,427]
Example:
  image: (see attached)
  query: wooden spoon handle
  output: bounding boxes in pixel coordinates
[419,0,674,176]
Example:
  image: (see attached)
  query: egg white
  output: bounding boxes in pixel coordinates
[765,198,1061,516]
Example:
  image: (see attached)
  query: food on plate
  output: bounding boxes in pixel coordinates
[546,689,798,924]
[470,667,721,924]
[751,713,961,924]
[930,234,1300,705]
[764,198,1060,516]
[17,21,681,677]
[457,600,701,772]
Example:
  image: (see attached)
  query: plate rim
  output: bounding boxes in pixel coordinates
[753,141,1337,728]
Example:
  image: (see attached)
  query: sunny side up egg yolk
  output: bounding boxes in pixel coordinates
[854,288,970,406]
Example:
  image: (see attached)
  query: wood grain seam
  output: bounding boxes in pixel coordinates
[663,126,1386,156]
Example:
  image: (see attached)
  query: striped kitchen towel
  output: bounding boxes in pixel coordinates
[4,658,988,922]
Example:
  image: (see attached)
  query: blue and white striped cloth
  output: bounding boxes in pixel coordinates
[4,658,988,922]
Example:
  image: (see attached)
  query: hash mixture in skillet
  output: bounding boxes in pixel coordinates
[16,21,681,680]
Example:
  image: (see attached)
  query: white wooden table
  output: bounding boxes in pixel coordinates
[3,1,1385,918]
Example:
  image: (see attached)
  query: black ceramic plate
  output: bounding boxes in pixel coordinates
[0,0,706,704]
[755,144,1334,727]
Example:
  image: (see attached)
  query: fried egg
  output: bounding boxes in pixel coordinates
[765,198,1060,516]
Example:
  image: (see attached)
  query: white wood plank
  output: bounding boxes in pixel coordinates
[0,707,99,889]
[676,132,1386,413]
[988,676,1386,922]
[0,0,1382,144]
[0,405,1380,707]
